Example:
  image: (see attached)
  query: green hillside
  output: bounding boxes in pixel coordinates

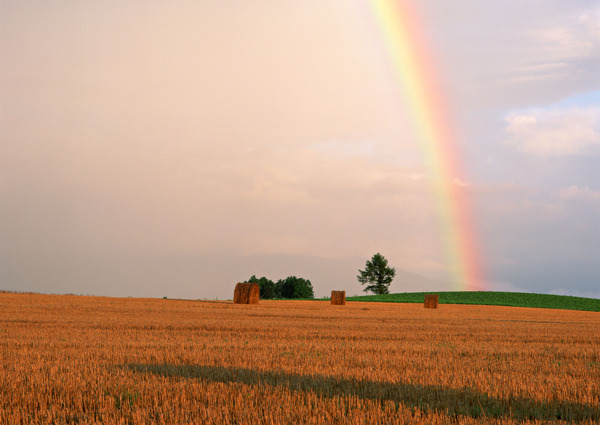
[346,291,600,312]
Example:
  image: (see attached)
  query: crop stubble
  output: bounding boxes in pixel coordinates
[0,293,599,424]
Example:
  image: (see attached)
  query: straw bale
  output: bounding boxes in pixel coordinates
[234,283,259,304]
[246,283,259,304]
[424,294,439,309]
[331,290,346,305]
[234,283,243,304]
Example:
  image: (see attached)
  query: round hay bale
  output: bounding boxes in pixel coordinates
[233,282,243,304]
[234,283,259,304]
[246,283,259,304]
[424,294,439,309]
[331,290,346,305]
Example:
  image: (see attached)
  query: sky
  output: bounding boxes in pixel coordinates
[2,0,599,299]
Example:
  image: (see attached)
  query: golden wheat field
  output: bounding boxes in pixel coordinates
[1,293,599,424]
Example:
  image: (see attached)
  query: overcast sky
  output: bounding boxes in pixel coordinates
[2,0,599,299]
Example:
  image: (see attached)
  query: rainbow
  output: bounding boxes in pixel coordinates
[368,0,483,290]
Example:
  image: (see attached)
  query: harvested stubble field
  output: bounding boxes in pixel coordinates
[1,293,599,424]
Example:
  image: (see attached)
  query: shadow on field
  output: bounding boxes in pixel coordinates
[126,363,598,422]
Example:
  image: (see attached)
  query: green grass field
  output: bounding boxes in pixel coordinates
[346,291,600,312]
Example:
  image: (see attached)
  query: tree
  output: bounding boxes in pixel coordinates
[357,253,396,295]
[245,275,277,299]
[276,276,314,299]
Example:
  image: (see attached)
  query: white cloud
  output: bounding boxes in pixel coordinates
[503,107,600,156]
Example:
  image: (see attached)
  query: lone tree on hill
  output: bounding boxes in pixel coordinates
[357,253,396,295]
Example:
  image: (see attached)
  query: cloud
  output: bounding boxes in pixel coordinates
[530,16,598,61]
[452,178,470,187]
[504,6,600,87]
[556,185,600,214]
[548,288,600,299]
[1,137,449,278]
[3,1,600,299]
[307,140,377,159]
[503,106,600,156]
[556,185,600,202]
[579,7,600,45]
[428,2,600,109]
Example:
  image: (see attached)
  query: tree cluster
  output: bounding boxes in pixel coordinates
[244,275,314,300]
